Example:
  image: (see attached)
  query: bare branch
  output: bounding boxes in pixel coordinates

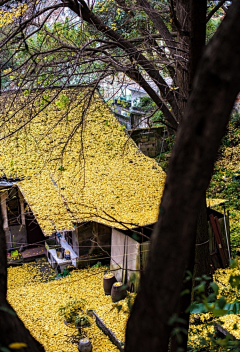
[206,0,227,23]
[0,3,69,49]
[64,0,182,122]
[135,0,177,53]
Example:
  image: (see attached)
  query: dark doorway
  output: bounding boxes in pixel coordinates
[25,210,45,245]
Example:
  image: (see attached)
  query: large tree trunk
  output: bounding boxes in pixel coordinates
[125,1,240,351]
[170,2,209,350]
[0,206,45,352]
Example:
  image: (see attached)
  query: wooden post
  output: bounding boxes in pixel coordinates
[209,214,228,268]
[215,216,229,266]
[1,191,8,230]
[0,190,11,248]
[18,189,26,226]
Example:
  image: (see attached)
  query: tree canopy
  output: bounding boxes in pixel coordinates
[0,0,229,131]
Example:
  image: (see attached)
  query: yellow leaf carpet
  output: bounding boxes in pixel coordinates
[8,259,240,351]
[7,262,129,352]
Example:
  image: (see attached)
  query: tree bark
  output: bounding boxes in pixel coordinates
[170,2,209,350]
[175,0,191,115]
[125,1,240,351]
[0,206,45,351]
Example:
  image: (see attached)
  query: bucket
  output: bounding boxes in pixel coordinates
[64,250,71,260]
[111,282,127,302]
[56,248,64,259]
[78,338,92,352]
[103,273,117,295]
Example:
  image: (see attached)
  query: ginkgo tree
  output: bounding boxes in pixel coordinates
[0,0,228,128]
[0,0,239,352]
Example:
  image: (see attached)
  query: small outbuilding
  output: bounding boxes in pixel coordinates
[0,88,166,272]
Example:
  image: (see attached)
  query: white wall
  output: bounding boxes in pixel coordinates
[110,229,140,288]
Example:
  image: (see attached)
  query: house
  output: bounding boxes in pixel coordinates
[0,88,166,273]
[0,89,231,287]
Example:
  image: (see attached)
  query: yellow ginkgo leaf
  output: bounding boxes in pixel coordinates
[9,342,27,349]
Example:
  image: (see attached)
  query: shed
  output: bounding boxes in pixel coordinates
[0,88,166,270]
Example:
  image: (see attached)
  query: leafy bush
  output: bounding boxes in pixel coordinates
[231,110,240,128]
[187,268,240,351]
[75,314,91,327]
[58,299,86,324]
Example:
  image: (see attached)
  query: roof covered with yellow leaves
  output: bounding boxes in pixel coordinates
[0,89,165,235]
[206,198,228,208]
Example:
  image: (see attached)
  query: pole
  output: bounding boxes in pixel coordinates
[223,204,231,263]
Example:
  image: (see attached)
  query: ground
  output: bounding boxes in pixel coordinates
[7,261,130,352]
[8,258,240,352]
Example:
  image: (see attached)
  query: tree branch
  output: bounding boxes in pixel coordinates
[0,3,69,49]
[63,0,182,122]
[135,0,177,56]
[206,0,227,23]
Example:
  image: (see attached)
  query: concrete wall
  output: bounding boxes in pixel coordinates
[110,229,141,292]
[129,126,165,158]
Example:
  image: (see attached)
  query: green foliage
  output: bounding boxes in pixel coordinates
[0,307,16,316]
[56,268,70,278]
[135,96,166,127]
[92,261,102,268]
[55,94,70,110]
[137,96,153,110]
[231,110,240,129]
[58,299,86,325]
[74,314,91,327]
[58,165,66,172]
[0,347,11,352]
[187,273,240,351]
[208,116,240,250]
[206,17,222,41]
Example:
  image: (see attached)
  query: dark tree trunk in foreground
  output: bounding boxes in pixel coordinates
[0,209,44,351]
[171,2,209,350]
[125,1,240,351]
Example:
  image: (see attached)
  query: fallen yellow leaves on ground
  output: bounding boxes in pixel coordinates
[97,298,134,342]
[9,258,240,351]
[7,262,128,352]
[188,313,215,350]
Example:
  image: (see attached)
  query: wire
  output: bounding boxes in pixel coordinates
[7,258,145,292]
[5,240,145,248]
[8,248,149,264]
